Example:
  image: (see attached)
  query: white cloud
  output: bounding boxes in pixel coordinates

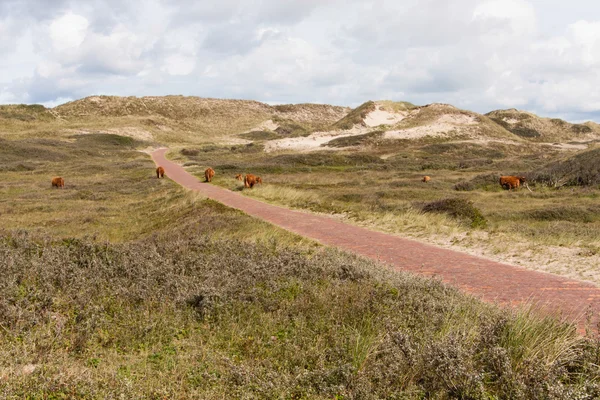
[162,54,196,75]
[0,0,599,122]
[49,12,89,52]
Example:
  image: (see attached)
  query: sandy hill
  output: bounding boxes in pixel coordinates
[264,101,522,152]
[486,109,600,141]
[2,96,599,149]
[54,96,349,128]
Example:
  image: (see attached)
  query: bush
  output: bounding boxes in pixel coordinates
[238,131,281,141]
[454,181,474,191]
[422,198,488,228]
[571,124,592,134]
[531,148,600,187]
[454,173,500,191]
[180,148,199,156]
[323,131,383,148]
[230,143,264,154]
[457,158,494,169]
[527,207,599,223]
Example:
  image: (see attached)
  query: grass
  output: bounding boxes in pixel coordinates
[486,109,600,142]
[332,101,377,130]
[3,96,600,397]
[177,137,600,284]
[2,221,599,398]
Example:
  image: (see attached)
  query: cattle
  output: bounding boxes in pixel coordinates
[156,166,165,178]
[51,177,64,188]
[499,175,526,190]
[235,174,243,181]
[205,167,215,182]
[422,176,431,183]
[244,174,262,188]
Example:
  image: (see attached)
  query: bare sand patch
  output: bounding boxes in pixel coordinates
[245,119,279,133]
[549,142,589,151]
[264,126,367,152]
[364,106,407,127]
[384,114,478,140]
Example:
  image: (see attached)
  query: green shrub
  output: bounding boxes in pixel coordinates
[422,197,488,228]
[323,131,383,148]
[527,207,599,223]
[238,130,281,141]
[453,181,474,191]
[180,148,199,156]
[532,148,600,187]
[332,101,376,130]
[457,158,494,169]
[571,124,592,134]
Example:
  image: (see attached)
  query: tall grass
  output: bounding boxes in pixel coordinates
[1,225,599,398]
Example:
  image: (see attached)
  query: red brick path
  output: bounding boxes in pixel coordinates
[152,148,600,328]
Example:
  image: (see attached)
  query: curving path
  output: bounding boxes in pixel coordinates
[152,148,600,329]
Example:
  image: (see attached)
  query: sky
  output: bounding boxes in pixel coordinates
[0,0,599,121]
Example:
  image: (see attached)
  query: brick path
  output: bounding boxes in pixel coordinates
[152,148,600,328]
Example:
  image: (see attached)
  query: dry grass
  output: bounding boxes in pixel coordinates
[487,109,600,141]
[2,222,599,398]
[3,101,600,397]
[179,139,600,285]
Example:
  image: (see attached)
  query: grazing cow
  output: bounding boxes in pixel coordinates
[499,175,526,190]
[422,176,431,183]
[205,167,215,182]
[156,166,165,178]
[244,174,262,188]
[51,176,64,188]
[235,174,243,181]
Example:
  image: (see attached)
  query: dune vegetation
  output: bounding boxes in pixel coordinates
[2,96,600,398]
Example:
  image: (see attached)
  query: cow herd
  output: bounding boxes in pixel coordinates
[419,175,529,191]
[50,168,524,192]
[153,166,262,189]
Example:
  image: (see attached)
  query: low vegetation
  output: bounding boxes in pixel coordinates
[2,214,599,398]
[531,147,600,187]
[422,197,488,228]
[332,101,377,130]
[486,109,600,141]
[179,136,600,284]
[3,95,600,397]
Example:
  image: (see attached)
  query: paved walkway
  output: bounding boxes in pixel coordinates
[152,148,600,328]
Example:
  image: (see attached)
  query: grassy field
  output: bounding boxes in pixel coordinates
[175,137,600,284]
[3,99,600,397]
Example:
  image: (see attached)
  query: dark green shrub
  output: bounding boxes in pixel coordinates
[465,173,501,191]
[531,148,600,186]
[323,131,383,148]
[336,193,364,203]
[238,131,281,141]
[510,127,541,138]
[454,181,474,191]
[571,124,592,134]
[230,143,264,154]
[527,207,599,223]
[422,198,488,228]
[457,158,494,169]
[180,148,199,156]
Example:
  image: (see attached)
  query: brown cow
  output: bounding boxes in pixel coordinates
[156,166,165,178]
[51,176,64,188]
[499,175,526,190]
[422,176,431,183]
[235,174,243,181]
[244,174,262,188]
[205,167,215,182]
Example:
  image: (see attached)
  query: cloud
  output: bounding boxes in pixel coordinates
[0,0,599,122]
